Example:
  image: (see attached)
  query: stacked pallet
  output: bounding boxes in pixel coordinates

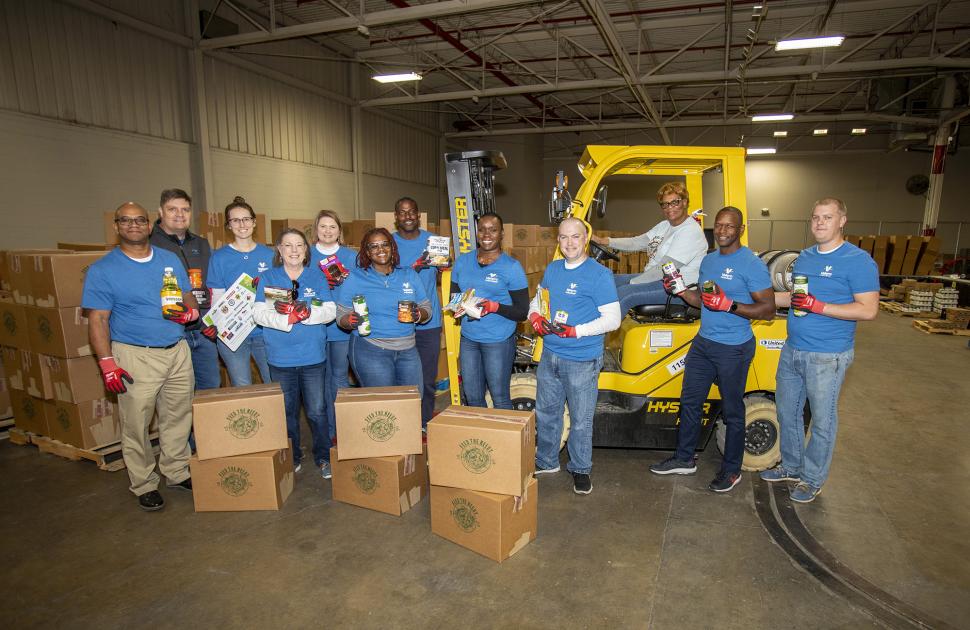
[845,234,940,276]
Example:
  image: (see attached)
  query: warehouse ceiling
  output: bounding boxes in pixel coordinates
[199,0,970,156]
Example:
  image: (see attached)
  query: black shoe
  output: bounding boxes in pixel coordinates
[650,456,697,476]
[572,472,592,495]
[167,477,192,491]
[709,471,742,493]
[138,490,165,511]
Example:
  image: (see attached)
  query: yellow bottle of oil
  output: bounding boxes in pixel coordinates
[160,267,182,316]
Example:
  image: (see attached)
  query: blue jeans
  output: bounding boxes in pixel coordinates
[535,351,603,475]
[776,344,854,489]
[269,361,329,467]
[676,335,756,475]
[185,328,221,390]
[349,335,423,396]
[325,340,351,440]
[217,335,271,386]
[415,327,441,424]
[460,335,516,409]
[616,278,684,314]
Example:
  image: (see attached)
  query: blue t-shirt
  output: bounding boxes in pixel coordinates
[338,266,429,339]
[541,258,618,362]
[310,244,358,342]
[698,247,771,346]
[255,265,331,368]
[208,243,274,338]
[393,229,442,329]
[787,242,879,353]
[81,247,192,347]
[453,252,527,344]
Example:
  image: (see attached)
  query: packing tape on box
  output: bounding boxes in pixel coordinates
[33,256,45,273]
[337,387,420,399]
[408,485,422,508]
[441,409,530,425]
[509,531,532,557]
[10,255,23,273]
[20,352,32,370]
[74,307,88,325]
[404,454,416,476]
[512,482,530,512]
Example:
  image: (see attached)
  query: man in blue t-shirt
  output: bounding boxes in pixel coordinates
[82,202,201,512]
[650,207,776,493]
[528,217,621,496]
[761,197,879,503]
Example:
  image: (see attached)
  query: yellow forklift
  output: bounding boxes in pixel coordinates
[441,146,790,471]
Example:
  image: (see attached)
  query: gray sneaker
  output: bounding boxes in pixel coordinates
[534,464,560,476]
[650,457,697,475]
[790,482,821,503]
[319,462,332,479]
[760,467,800,483]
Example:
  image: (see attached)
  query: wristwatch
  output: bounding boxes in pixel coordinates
[729,302,739,313]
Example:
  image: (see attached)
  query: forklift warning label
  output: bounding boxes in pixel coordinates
[666,356,687,375]
[454,196,472,254]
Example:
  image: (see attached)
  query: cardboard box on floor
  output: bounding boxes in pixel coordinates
[44,355,105,403]
[11,389,51,436]
[430,477,538,563]
[47,398,120,449]
[537,227,558,247]
[1,346,22,390]
[24,306,91,358]
[21,351,53,400]
[334,386,422,460]
[190,447,294,512]
[330,446,428,516]
[27,252,107,308]
[0,302,29,350]
[427,405,535,496]
[192,383,289,460]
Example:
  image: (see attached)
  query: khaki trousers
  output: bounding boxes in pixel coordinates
[113,340,194,496]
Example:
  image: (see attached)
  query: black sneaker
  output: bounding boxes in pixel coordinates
[649,457,697,475]
[167,478,192,491]
[138,490,165,511]
[709,471,742,493]
[572,472,592,495]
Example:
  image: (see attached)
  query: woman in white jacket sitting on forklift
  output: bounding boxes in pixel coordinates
[590,181,708,315]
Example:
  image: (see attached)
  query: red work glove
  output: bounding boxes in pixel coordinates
[411,252,431,272]
[98,357,133,394]
[528,312,556,336]
[554,324,577,338]
[341,312,364,330]
[163,303,200,325]
[478,299,499,316]
[662,275,686,296]
[791,292,826,314]
[275,300,311,325]
[201,325,217,340]
[701,284,734,312]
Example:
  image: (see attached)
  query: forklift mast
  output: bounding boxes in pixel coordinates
[443,150,508,256]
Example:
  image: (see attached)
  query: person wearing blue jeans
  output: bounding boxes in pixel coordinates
[204,196,274,386]
[450,213,529,409]
[762,197,879,503]
[337,228,430,395]
[529,218,621,496]
[253,229,336,478]
[650,207,775,493]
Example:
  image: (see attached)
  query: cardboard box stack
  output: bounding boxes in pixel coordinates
[199,212,267,249]
[427,405,538,563]
[189,383,293,511]
[848,234,941,276]
[330,386,427,516]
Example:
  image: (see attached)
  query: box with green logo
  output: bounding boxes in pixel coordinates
[189,447,294,512]
[430,477,537,563]
[24,306,91,358]
[427,405,535,497]
[334,386,422,460]
[330,446,428,516]
[47,398,120,449]
[0,302,29,350]
[44,355,106,403]
[192,383,288,461]
[10,389,51,436]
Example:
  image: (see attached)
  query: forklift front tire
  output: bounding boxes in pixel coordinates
[509,371,570,451]
[715,395,780,472]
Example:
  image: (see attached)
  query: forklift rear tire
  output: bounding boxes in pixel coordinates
[715,395,780,472]
[509,372,569,451]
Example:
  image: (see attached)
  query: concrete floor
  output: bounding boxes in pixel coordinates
[1,314,968,629]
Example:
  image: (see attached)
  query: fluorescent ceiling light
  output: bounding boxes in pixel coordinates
[775,36,845,51]
[747,148,777,155]
[851,128,867,135]
[372,72,422,83]
[813,128,829,136]
[773,131,788,137]
[751,113,794,122]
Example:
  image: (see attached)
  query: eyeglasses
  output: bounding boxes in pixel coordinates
[659,199,684,209]
[291,280,300,302]
[228,217,255,226]
[115,216,150,227]
[366,241,392,252]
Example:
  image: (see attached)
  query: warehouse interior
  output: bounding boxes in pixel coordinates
[1,0,969,628]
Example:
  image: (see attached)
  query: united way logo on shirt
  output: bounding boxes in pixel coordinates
[720,267,734,281]
[565,282,578,296]
[485,272,499,284]
[303,287,316,299]
[821,265,834,278]
[257,262,269,273]
[402,281,415,295]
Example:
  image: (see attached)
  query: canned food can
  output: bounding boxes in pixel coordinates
[188,268,203,289]
[352,295,371,335]
[792,275,809,317]
[702,280,716,294]
[662,262,687,294]
[398,300,416,323]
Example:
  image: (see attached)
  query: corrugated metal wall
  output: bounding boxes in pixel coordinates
[361,110,438,186]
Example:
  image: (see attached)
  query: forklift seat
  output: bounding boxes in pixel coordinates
[629,303,701,322]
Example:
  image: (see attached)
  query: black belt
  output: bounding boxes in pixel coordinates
[120,341,181,350]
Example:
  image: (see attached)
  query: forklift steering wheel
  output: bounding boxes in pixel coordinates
[589,240,620,263]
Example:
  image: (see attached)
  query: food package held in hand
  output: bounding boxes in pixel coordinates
[425,236,451,267]
[462,297,484,320]
[319,255,350,287]
[444,288,475,315]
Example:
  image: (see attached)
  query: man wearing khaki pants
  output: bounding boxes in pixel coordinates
[82,202,201,512]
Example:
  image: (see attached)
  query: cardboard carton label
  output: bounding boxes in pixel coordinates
[450,497,480,532]
[218,466,253,497]
[225,407,264,439]
[458,438,495,474]
[353,464,380,495]
[3,310,17,336]
[363,409,399,442]
[36,314,53,342]
[54,406,70,431]
[20,395,36,419]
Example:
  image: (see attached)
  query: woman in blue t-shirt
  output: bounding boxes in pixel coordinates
[450,214,529,409]
[253,228,336,478]
[309,209,357,442]
[204,196,275,386]
[336,228,431,391]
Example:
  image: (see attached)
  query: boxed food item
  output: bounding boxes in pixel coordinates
[26,252,107,308]
[21,351,53,400]
[330,446,428,516]
[44,355,105,403]
[270,219,315,244]
[190,447,294,512]
[430,477,538,563]
[192,383,289,460]
[24,306,91,358]
[0,302,29,350]
[427,405,535,496]
[11,389,50,436]
[0,346,22,390]
[334,386,422,460]
[46,398,120,449]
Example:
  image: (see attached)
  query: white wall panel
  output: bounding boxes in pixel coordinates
[359,174,442,220]
[360,111,437,186]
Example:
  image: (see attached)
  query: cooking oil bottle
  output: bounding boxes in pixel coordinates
[161,267,182,316]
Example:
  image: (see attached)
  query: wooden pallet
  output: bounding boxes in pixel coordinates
[879,301,938,318]
[8,429,160,472]
[0,417,14,440]
[912,319,970,336]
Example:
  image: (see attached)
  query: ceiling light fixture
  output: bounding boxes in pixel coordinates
[851,128,867,135]
[751,113,794,122]
[775,36,845,51]
[813,128,829,136]
[747,147,777,155]
[372,72,422,83]
[773,131,788,137]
